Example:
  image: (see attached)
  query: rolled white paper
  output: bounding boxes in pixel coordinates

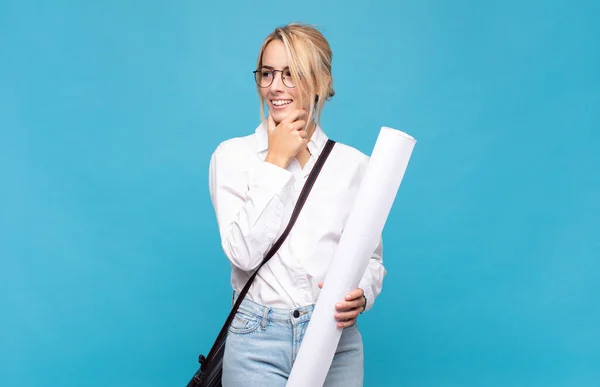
[286,127,416,387]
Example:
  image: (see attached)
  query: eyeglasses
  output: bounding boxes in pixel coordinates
[253,67,295,88]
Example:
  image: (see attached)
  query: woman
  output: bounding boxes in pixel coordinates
[208,23,386,386]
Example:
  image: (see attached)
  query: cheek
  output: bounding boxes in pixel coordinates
[291,90,310,110]
[260,89,269,102]
[289,89,300,102]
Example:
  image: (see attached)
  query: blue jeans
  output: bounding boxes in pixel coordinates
[222,296,364,386]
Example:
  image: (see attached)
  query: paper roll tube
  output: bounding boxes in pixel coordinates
[286,127,416,387]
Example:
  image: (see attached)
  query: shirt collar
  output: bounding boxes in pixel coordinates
[255,120,329,158]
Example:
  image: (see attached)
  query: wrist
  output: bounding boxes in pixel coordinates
[265,153,290,169]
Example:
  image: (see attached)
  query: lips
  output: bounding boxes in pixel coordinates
[271,99,293,107]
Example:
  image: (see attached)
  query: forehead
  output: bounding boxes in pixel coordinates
[261,40,289,68]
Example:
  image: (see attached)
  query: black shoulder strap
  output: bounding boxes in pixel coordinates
[205,139,336,363]
[255,139,336,271]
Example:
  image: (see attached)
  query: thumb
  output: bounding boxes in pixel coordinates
[267,114,277,133]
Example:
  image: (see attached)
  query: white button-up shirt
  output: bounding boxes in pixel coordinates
[208,122,386,311]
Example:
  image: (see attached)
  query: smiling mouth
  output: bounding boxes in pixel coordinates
[271,99,293,107]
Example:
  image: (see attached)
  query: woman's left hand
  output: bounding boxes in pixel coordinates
[318,283,366,328]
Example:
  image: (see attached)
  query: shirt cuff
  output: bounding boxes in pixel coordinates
[252,161,294,195]
[358,278,375,312]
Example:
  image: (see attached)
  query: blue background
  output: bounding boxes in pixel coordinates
[1,0,598,386]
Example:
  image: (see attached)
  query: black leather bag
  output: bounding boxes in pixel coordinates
[186,139,336,387]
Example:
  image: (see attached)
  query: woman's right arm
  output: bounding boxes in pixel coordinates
[208,142,295,272]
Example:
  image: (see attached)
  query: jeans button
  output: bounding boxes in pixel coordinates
[293,310,300,318]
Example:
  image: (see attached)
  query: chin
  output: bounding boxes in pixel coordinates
[269,110,288,124]
[269,104,296,124]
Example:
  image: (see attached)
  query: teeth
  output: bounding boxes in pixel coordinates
[272,100,292,106]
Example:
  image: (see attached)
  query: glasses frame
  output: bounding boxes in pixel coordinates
[253,67,296,89]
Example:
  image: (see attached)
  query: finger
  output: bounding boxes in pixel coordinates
[282,109,307,125]
[344,288,364,302]
[336,299,364,312]
[298,130,308,139]
[267,114,276,132]
[318,282,324,289]
[335,309,360,322]
[337,318,356,329]
[289,119,306,132]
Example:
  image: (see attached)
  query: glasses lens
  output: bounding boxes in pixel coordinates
[255,68,273,87]
[282,68,295,88]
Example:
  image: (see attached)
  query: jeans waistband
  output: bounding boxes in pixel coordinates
[233,292,315,324]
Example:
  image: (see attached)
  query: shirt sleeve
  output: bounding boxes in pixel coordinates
[209,142,295,272]
[358,236,386,311]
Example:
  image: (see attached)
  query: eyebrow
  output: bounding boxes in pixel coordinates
[260,65,290,71]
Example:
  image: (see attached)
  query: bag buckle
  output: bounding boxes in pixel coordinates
[198,354,207,371]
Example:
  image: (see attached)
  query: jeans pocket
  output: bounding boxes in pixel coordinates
[228,311,261,334]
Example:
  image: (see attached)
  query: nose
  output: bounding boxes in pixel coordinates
[269,72,284,92]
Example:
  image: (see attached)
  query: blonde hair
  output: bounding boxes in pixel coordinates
[256,23,335,126]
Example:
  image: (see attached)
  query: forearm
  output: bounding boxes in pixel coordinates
[211,151,295,271]
[358,237,386,311]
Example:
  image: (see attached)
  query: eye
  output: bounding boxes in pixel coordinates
[261,70,273,78]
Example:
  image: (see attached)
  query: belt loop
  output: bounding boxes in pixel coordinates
[261,306,269,330]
